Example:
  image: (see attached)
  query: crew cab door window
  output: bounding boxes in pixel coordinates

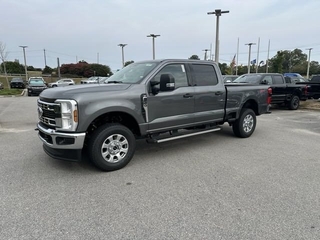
[272,75,284,84]
[152,64,189,89]
[191,64,218,86]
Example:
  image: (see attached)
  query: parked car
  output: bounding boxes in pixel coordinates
[36,59,271,171]
[233,73,308,110]
[27,78,47,96]
[0,82,3,90]
[80,76,104,84]
[28,77,46,86]
[284,76,308,83]
[223,75,239,83]
[48,78,75,87]
[10,78,25,89]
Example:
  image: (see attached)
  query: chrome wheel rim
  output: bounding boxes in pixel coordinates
[101,134,129,163]
[243,114,254,133]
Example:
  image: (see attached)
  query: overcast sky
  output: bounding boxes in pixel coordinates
[1,0,319,71]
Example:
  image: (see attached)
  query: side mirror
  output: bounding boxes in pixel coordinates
[260,79,268,85]
[160,74,175,92]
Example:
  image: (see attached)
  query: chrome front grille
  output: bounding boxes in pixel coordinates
[38,100,60,128]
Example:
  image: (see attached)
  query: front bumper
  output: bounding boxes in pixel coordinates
[37,123,86,161]
[28,88,46,95]
[37,123,86,149]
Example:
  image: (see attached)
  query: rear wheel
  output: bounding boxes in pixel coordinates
[88,123,136,171]
[232,108,256,138]
[288,95,300,110]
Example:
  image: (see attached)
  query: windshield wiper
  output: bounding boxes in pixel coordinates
[106,81,123,84]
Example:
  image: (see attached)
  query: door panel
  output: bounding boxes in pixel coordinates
[146,63,195,132]
[147,87,195,131]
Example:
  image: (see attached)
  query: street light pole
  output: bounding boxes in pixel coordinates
[118,44,127,67]
[19,45,28,81]
[207,9,229,63]
[203,49,209,60]
[147,34,160,60]
[306,48,313,80]
[245,43,256,74]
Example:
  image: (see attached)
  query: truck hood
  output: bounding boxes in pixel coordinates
[39,84,131,99]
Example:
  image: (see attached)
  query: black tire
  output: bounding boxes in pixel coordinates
[88,123,136,171]
[232,108,256,138]
[288,95,300,110]
[52,85,57,88]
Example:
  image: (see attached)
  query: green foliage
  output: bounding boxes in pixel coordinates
[218,63,229,74]
[0,88,23,95]
[1,61,24,74]
[60,62,112,78]
[124,61,134,67]
[189,55,200,60]
[42,65,53,74]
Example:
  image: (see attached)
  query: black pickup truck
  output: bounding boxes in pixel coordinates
[233,73,307,110]
[36,59,271,171]
[296,75,320,99]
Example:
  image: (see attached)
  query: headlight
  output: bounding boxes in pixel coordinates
[55,99,78,131]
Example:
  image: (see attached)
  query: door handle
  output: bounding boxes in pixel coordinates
[215,91,223,95]
[183,93,193,98]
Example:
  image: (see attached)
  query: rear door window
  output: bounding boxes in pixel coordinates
[191,64,218,86]
[272,75,284,84]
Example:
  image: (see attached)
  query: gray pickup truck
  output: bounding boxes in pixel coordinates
[36,59,271,171]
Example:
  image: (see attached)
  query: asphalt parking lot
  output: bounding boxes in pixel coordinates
[1,96,320,239]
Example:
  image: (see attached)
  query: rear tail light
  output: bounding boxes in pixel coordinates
[304,86,308,95]
[267,87,272,104]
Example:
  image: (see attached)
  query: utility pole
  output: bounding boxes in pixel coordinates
[57,57,61,79]
[43,49,47,67]
[97,52,99,64]
[118,44,127,67]
[236,37,239,75]
[207,9,229,63]
[203,49,209,60]
[147,34,160,60]
[245,43,256,74]
[19,45,28,81]
[256,37,260,73]
[306,48,313,80]
[266,39,270,73]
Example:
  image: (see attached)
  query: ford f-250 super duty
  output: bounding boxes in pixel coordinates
[36,59,272,171]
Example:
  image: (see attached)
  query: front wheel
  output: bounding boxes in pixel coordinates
[232,108,256,138]
[88,123,136,171]
[288,95,300,110]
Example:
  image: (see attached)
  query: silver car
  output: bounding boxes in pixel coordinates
[80,76,104,84]
[48,78,75,87]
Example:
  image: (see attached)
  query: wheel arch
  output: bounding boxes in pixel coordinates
[240,98,259,116]
[85,111,142,139]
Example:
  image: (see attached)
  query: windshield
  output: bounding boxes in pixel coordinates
[29,79,45,85]
[104,62,158,84]
[233,74,262,83]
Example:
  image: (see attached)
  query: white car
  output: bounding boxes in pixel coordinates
[48,78,75,87]
[80,76,104,84]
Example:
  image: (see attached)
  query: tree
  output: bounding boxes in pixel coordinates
[0,41,10,88]
[124,61,134,67]
[268,49,308,74]
[189,55,200,60]
[42,65,53,74]
[60,62,112,77]
[2,61,25,74]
